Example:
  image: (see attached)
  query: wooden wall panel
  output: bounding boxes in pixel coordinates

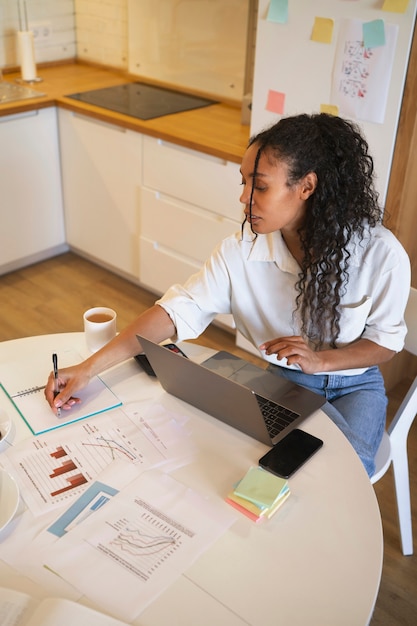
[382,20,417,390]
[384,20,417,279]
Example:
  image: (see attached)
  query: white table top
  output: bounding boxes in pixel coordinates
[0,333,383,626]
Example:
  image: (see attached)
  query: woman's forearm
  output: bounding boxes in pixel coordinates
[82,304,176,378]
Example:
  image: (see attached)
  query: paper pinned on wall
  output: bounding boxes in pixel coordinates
[382,0,409,12]
[311,17,334,44]
[267,0,288,24]
[331,19,398,124]
[266,89,286,114]
[363,19,386,49]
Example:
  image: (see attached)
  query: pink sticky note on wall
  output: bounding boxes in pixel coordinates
[266,90,286,114]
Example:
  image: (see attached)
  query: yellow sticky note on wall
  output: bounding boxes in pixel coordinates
[311,17,334,44]
[320,104,339,116]
[382,0,409,12]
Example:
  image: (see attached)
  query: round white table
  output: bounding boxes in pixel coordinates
[0,333,383,626]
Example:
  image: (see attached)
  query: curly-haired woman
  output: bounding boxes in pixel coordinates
[46,113,410,477]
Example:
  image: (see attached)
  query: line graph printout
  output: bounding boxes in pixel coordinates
[3,410,188,516]
[97,507,185,581]
[45,471,236,622]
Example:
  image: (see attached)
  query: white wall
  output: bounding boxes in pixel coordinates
[251,0,417,207]
[0,0,128,72]
[0,0,76,68]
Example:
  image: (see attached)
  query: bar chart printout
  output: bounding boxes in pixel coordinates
[49,447,87,496]
[3,414,167,516]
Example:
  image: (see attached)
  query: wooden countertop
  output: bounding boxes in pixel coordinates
[0,62,250,164]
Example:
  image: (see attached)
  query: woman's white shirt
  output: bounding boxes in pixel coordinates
[157,222,410,376]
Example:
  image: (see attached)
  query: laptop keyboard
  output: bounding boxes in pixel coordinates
[255,394,300,438]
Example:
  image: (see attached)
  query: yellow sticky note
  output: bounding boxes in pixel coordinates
[234,466,288,508]
[311,17,334,44]
[382,0,409,12]
[320,104,339,116]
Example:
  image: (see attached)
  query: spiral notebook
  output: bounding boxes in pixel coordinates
[0,349,122,435]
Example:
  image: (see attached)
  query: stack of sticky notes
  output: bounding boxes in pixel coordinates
[226,466,290,523]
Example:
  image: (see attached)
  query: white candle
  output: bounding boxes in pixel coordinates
[17,30,37,82]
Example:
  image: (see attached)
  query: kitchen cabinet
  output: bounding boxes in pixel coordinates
[140,136,243,329]
[58,109,142,279]
[0,107,65,274]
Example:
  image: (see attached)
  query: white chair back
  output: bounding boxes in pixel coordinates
[372,285,417,555]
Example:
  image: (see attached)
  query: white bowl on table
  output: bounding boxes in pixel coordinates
[0,468,20,531]
[0,408,13,452]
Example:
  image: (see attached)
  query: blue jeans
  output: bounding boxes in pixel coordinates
[267,365,387,477]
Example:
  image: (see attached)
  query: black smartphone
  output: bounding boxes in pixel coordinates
[134,343,189,377]
[134,353,156,376]
[258,429,323,478]
[163,343,189,358]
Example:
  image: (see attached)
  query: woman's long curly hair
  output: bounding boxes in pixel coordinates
[247,113,383,349]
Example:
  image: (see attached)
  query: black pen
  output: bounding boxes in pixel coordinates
[52,353,61,417]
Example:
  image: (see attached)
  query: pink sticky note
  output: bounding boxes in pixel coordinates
[266,90,285,114]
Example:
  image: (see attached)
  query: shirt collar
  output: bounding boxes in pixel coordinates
[242,222,373,271]
[243,223,300,274]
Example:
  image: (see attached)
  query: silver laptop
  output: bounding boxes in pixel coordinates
[137,336,325,446]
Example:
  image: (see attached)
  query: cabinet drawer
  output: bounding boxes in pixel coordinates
[140,187,239,264]
[143,136,243,222]
[139,237,201,295]
[139,237,235,331]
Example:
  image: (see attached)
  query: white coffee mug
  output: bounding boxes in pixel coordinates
[83,307,117,353]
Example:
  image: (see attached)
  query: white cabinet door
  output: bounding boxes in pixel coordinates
[142,136,243,222]
[59,109,142,279]
[0,107,65,273]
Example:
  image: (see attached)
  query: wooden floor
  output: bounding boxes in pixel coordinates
[0,252,416,624]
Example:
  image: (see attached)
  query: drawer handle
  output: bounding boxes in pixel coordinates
[0,109,38,123]
[157,138,227,166]
[72,111,127,132]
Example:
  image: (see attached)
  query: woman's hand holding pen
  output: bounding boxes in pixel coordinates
[44,305,177,414]
[45,363,86,414]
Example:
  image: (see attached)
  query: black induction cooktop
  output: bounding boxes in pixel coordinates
[67,82,217,120]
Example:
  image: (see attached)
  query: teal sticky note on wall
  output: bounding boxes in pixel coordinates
[363,19,386,49]
[267,0,289,24]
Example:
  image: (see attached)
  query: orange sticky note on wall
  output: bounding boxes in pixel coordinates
[266,90,285,114]
[311,17,334,44]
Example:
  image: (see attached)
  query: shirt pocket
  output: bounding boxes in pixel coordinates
[337,296,373,345]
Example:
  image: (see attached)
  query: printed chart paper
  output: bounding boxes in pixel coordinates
[45,471,236,622]
[0,463,139,595]
[2,408,194,516]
